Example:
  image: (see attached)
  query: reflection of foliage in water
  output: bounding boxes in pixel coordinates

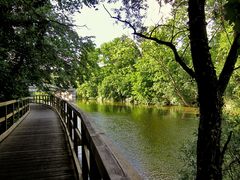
[77,100,198,179]
[179,113,240,180]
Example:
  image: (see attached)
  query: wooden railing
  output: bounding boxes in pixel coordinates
[33,94,141,180]
[0,98,30,138]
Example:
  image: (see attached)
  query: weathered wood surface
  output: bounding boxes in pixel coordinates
[0,104,77,180]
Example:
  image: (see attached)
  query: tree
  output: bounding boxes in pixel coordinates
[95,0,240,179]
[95,36,140,101]
[0,0,95,101]
[135,38,197,106]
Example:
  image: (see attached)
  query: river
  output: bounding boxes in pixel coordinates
[76,101,198,180]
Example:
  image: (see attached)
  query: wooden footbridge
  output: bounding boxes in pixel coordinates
[0,95,141,180]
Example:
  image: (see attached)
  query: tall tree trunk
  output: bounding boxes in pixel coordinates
[188,0,223,179]
[197,86,223,180]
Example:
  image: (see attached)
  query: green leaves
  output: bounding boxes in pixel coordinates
[0,0,95,100]
[77,32,197,105]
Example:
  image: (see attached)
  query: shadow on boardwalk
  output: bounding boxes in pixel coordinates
[0,104,77,180]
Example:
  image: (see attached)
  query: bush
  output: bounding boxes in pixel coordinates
[179,114,240,180]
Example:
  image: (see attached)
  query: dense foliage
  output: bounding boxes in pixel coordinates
[180,112,240,180]
[77,35,197,106]
[0,0,94,101]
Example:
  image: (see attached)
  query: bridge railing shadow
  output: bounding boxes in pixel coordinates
[33,94,141,180]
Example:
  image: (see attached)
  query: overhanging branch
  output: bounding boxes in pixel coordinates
[103,5,195,79]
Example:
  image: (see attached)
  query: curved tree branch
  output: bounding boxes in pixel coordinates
[134,32,195,78]
[104,5,195,79]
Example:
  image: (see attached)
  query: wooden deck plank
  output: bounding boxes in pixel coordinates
[0,104,77,180]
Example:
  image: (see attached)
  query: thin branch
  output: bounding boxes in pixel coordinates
[233,65,240,71]
[153,54,191,106]
[171,29,189,42]
[148,24,186,38]
[47,18,75,27]
[170,9,177,42]
[221,131,233,164]
[208,24,221,44]
[181,42,190,58]
[135,32,195,78]
[104,5,136,31]
[103,5,195,79]
[221,17,232,45]
[149,24,163,37]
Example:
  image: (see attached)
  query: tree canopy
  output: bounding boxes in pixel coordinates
[0,0,95,101]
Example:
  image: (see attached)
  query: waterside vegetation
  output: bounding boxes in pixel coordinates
[1,0,240,179]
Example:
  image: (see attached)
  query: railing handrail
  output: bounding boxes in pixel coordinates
[33,94,141,180]
[0,97,30,140]
[0,97,30,107]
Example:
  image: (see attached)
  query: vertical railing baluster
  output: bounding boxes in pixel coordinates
[90,152,101,179]
[11,102,14,125]
[65,102,67,124]
[5,105,7,131]
[17,100,19,122]
[60,101,63,118]
[22,99,25,114]
[28,99,30,111]
[67,105,69,131]
[68,106,73,139]
[82,126,89,180]
[73,112,78,154]
[0,106,4,134]
[50,95,53,107]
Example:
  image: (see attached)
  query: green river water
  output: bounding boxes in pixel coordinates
[76,101,198,180]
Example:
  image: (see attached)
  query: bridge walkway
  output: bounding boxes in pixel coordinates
[0,104,77,180]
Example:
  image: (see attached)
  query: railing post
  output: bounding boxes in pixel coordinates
[68,106,73,139]
[56,98,59,112]
[47,95,50,105]
[11,102,14,125]
[61,101,64,119]
[17,100,20,121]
[0,106,4,134]
[23,99,26,114]
[82,128,89,180]
[64,102,67,123]
[73,112,78,154]
[5,105,7,131]
[46,95,48,105]
[28,98,30,111]
[90,152,101,179]
[50,95,53,107]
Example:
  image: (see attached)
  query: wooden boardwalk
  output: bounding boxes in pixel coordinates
[0,104,77,180]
